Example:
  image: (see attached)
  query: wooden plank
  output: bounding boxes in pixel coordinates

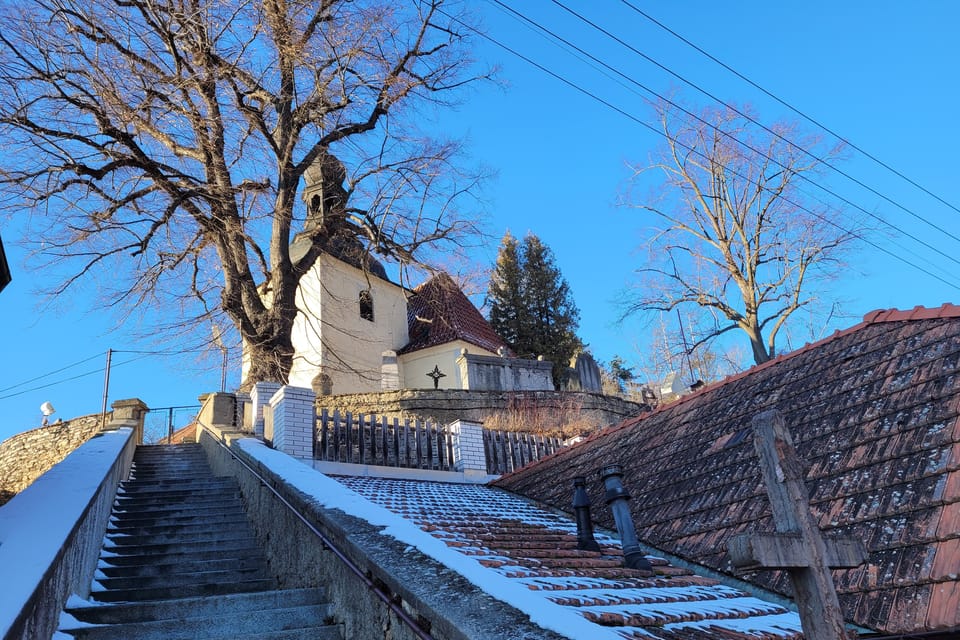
[381,416,390,466]
[332,410,342,463]
[318,408,329,461]
[751,409,852,640]
[345,412,354,464]
[445,428,454,471]
[393,418,401,467]
[500,430,509,474]
[425,421,435,470]
[415,420,424,469]
[357,413,366,464]
[730,533,867,571]
[436,423,445,470]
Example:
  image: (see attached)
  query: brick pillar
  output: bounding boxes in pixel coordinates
[449,420,487,474]
[250,382,282,438]
[269,386,315,458]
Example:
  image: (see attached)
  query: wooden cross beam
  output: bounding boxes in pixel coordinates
[728,409,866,640]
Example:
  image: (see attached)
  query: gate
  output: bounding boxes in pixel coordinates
[143,405,201,444]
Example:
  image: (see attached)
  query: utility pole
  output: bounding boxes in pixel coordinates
[99,348,113,428]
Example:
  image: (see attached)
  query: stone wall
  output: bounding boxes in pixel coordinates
[0,415,102,507]
[197,422,566,640]
[319,389,647,433]
[0,427,135,640]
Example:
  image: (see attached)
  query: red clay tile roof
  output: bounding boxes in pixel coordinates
[335,476,803,638]
[493,304,960,635]
[401,272,510,356]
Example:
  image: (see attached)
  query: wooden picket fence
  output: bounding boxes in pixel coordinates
[315,409,454,471]
[481,429,562,475]
[315,409,564,475]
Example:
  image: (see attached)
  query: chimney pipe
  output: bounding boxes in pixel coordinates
[572,476,601,552]
[599,464,653,572]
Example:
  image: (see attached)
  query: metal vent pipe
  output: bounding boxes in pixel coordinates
[599,464,653,572]
[572,476,601,552]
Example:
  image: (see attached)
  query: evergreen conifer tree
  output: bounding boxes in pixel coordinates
[487,232,583,389]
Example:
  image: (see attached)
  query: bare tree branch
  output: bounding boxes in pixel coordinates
[621,100,862,365]
[0,0,487,386]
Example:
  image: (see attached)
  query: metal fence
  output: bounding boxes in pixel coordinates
[143,405,201,444]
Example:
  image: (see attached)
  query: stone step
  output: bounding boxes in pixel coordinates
[104,525,256,547]
[60,611,341,640]
[59,444,340,640]
[111,497,245,514]
[117,479,235,493]
[111,498,244,515]
[100,543,263,566]
[102,536,260,558]
[107,515,250,536]
[97,555,267,578]
[94,564,270,592]
[89,576,277,602]
[114,487,241,502]
[110,507,250,528]
[67,588,329,624]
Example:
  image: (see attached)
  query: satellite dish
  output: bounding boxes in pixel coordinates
[40,402,56,416]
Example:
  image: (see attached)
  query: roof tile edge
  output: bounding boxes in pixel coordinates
[493,303,960,485]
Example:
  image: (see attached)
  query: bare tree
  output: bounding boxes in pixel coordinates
[0,0,485,386]
[622,101,860,365]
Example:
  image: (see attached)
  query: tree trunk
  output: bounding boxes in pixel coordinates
[238,313,297,390]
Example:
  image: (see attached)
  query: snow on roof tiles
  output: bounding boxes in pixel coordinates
[494,304,960,635]
[335,476,802,639]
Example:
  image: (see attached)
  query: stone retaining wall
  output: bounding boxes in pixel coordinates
[320,389,647,433]
[196,421,565,640]
[0,427,135,640]
[0,415,102,507]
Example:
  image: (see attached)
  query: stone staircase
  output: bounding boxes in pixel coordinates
[58,444,340,640]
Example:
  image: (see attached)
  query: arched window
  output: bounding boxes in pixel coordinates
[359,289,374,322]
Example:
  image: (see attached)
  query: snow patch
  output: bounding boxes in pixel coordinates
[238,438,631,640]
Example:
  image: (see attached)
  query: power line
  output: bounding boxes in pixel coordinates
[439,8,960,293]
[619,0,960,219]
[0,339,227,402]
[542,0,960,248]
[0,352,102,394]
[487,0,960,272]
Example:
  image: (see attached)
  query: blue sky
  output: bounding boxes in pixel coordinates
[2,1,959,441]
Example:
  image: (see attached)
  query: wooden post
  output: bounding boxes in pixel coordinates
[729,409,865,640]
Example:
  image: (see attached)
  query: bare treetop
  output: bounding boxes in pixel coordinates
[622,100,861,365]
[0,0,487,385]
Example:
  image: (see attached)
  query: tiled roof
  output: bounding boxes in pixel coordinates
[493,304,960,635]
[401,273,510,356]
[336,476,803,638]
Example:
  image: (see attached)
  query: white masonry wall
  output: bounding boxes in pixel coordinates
[250,382,282,438]
[449,420,486,475]
[269,386,316,458]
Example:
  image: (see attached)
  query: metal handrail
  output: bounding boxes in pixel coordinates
[202,423,435,640]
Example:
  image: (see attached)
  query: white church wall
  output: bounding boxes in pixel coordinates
[289,254,409,395]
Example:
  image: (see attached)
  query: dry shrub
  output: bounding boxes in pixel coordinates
[480,393,595,440]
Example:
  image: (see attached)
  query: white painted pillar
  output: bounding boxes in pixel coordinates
[250,382,282,438]
[269,386,316,458]
[449,420,487,475]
